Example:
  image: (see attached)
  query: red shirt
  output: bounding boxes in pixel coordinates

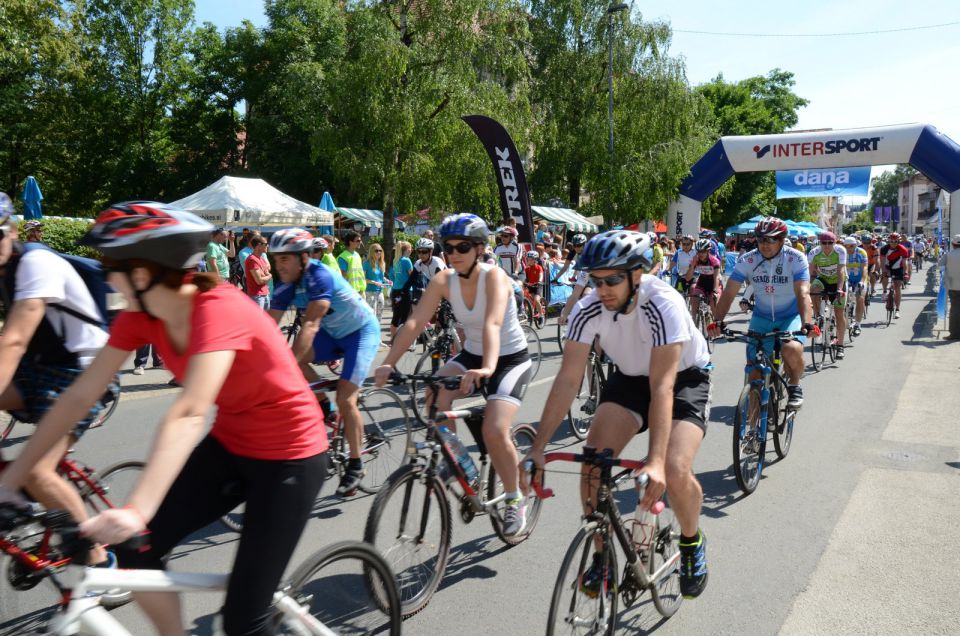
[108,284,327,460]
[244,252,269,297]
[524,263,543,286]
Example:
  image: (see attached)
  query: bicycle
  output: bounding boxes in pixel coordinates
[565,336,614,441]
[0,506,402,635]
[220,379,412,532]
[1,377,121,444]
[528,447,682,634]
[845,282,869,341]
[809,292,836,371]
[684,289,717,354]
[280,308,342,376]
[522,284,546,330]
[723,328,803,494]
[883,276,903,326]
[364,372,543,617]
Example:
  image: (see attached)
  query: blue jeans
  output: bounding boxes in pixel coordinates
[251,295,270,310]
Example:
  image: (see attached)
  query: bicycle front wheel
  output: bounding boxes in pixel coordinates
[547,521,618,636]
[363,464,451,618]
[88,460,146,513]
[701,308,715,354]
[283,540,402,636]
[773,378,795,460]
[523,324,542,381]
[357,387,413,494]
[487,423,543,545]
[732,386,764,495]
[411,349,447,425]
[650,504,682,618]
[808,327,822,372]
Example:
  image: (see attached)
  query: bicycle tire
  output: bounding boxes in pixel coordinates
[826,319,837,364]
[773,405,795,460]
[89,461,146,513]
[356,387,413,495]
[732,385,764,495]
[557,319,565,353]
[535,306,546,330]
[546,521,618,636]
[283,540,402,636]
[86,378,122,431]
[701,308,715,354]
[363,463,451,618]
[0,413,18,443]
[769,375,791,460]
[523,324,542,381]
[566,359,600,441]
[808,330,822,372]
[487,423,543,545]
[818,319,830,367]
[650,504,682,618]
[522,298,537,330]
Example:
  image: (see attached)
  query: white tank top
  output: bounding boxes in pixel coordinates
[448,264,527,356]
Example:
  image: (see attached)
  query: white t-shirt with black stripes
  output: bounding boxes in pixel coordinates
[565,274,709,377]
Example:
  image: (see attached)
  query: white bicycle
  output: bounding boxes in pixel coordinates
[0,507,401,635]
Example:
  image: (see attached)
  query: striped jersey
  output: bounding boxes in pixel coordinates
[565,274,710,376]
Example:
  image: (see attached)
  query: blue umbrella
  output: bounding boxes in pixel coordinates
[21,176,43,220]
[319,191,336,212]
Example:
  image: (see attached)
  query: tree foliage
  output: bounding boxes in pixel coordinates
[869,164,916,209]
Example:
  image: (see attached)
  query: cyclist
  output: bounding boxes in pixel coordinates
[672,235,697,291]
[268,228,380,497]
[807,231,848,359]
[684,239,722,318]
[414,237,446,285]
[710,217,815,408]
[843,236,869,336]
[880,233,910,319]
[523,249,544,318]
[648,232,665,276]
[522,230,711,598]
[863,236,880,295]
[0,195,114,569]
[375,213,533,537]
[493,226,521,278]
[0,203,329,635]
[552,232,588,284]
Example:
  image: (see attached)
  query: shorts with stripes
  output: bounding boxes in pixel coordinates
[447,349,532,407]
[599,366,711,436]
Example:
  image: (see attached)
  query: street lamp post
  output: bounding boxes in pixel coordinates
[607,3,629,215]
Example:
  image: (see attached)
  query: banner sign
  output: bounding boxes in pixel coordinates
[892,206,901,223]
[461,115,534,243]
[775,166,871,199]
[883,206,892,223]
[874,207,882,224]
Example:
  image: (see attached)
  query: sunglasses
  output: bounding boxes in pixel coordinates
[443,242,476,255]
[820,241,834,245]
[758,237,781,244]
[417,249,432,254]
[589,272,628,288]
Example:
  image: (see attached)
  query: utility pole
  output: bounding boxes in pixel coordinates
[607,3,629,217]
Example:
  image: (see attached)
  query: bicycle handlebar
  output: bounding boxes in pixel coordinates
[389,370,465,391]
[721,328,805,340]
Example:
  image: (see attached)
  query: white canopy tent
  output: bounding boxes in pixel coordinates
[170,176,334,227]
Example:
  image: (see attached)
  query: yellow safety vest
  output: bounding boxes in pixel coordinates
[339,249,366,295]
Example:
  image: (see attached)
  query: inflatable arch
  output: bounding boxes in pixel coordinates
[667,123,960,237]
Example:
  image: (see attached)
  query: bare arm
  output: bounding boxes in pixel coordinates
[380,272,446,369]
[713,279,742,323]
[560,285,586,323]
[794,279,813,325]
[531,340,591,451]
[0,298,45,392]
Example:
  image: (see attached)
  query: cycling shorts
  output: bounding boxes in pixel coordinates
[746,314,805,362]
[599,366,711,436]
[447,349,532,407]
[849,281,866,297]
[691,283,720,299]
[810,278,846,308]
[524,283,543,297]
[10,360,117,438]
[390,290,410,327]
[886,267,905,282]
[312,316,380,387]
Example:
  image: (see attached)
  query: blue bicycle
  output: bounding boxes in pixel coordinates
[724,328,803,494]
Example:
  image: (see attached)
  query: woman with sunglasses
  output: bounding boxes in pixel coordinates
[0,203,329,635]
[684,238,722,319]
[375,213,532,537]
[363,243,391,321]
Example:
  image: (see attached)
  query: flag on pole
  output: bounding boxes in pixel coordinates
[892,206,900,223]
[874,207,882,224]
[882,206,892,223]
[937,266,947,320]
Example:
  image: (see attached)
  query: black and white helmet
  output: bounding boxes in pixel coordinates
[569,233,588,246]
[574,230,653,272]
[694,239,712,252]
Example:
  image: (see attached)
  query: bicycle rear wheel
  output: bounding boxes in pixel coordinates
[650,504,682,618]
[732,386,765,495]
[566,360,600,441]
[487,423,543,545]
[808,326,822,372]
[357,388,412,494]
[363,463,451,618]
[88,461,146,513]
[546,521,618,636]
[283,540,402,636]
[523,324,542,381]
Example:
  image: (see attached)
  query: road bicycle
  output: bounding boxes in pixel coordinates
[723,328,803,495]
[364,372,542,617]
[809,292,837,371]
[565,336,614,441]
[528,447,682,634]
[845,282,869,341]
[281,308,342,375]
[220,379,411,532]
[684,289,717,354]
[883,277,903,326]
[0,506,402,635]
[1,377,121,444]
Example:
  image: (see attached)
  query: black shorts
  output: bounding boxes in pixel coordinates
[390,291,410,327]
[887,268,905,282]
[599,366,711,436]
[448,349,532,407]
[525,283,543,297]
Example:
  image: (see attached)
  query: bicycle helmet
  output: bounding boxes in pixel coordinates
[842,236,858,247]
[525,250,539,259]
[312,237,328,251]
[439,213,490,243]
[887,232,901,242]
[818,231,837,243]
[694,238,712,252]
[415,238,434,250]
[0,192,13,225]
[681,234,694,242]
[269,228,316,254]
[498,226,518,238]
[699,229,712,237]
[574,230,653,272]
[754,217,788,239]
[23,220,42,231]
[569,233,587,246]
[80,201,213,270]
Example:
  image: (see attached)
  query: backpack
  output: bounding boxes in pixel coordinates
[21,242,112,329]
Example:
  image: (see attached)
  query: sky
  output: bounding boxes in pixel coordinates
[194,0,960,201]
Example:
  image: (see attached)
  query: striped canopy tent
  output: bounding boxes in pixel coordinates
[335,207,406,230]
[531,206,599,233]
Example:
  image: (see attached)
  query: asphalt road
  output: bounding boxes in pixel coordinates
[0,268,952,635]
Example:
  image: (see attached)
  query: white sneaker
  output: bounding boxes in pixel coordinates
[132,366,144,375]
[502,497,526,537]
[895,310,901,319]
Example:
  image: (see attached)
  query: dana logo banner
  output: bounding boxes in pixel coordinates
[775,166,871,199]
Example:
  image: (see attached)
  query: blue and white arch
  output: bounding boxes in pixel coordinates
[667,123,960,237]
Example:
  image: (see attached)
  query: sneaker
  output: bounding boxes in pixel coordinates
[132,366,144,376]
[895,310,901,319]
[835,345,845,360]
[502,496,526,537]
[336,463,365,497]
[678,530,708,599]
[852,323,862,336]
[580,552,615,598]
[786,385,804,409]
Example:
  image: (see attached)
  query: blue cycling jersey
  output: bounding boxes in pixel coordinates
[846,248,868,284]
[272,259,376,339]
[729,246,810,321]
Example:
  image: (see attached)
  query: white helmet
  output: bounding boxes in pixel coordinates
[842,236,858,247]
[525,250,539,259]
[416,238,434,250]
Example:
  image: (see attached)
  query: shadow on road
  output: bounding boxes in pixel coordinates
[437,534,511,593]
[697,466,745,519]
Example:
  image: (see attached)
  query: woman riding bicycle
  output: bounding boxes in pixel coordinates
[684,239,722,318]
[374,213,533,537]
[0,203,329,635]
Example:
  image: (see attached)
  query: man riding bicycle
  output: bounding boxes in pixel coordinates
[842,236,869,336]
[807,231,848,359]
[880,233,910,319]
[684,238,722,319]
[268,228,380,497]
[523,230,712,599]
[709,217,816,408]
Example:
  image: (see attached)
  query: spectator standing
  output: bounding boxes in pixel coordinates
[132,344,163,375]
[320,235,341,273]
[337,230,366,295]
[944,234,960,340]
[205,227,235,281]
[244,237,272,310]
[390,241,414,342]
[363,244,391,321]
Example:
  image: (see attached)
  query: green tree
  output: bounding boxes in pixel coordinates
[869,164,915,209]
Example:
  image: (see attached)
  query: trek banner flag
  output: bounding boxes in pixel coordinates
[874,207,882,224]
[775,166,871,199]
[461,115,535,243]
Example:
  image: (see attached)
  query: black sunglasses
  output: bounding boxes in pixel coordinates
[758,236,781,244]
[820,241,835,245]
[589,272,628,288]
[443,242,476,255]
[417,249,432,254]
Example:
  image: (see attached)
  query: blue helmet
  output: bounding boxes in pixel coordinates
[575,230,653,272]
[439,213,490,243]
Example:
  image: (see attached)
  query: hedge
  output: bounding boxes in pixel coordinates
[18,217,100,258]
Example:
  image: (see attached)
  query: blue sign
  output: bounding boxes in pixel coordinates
[775,166,871,199]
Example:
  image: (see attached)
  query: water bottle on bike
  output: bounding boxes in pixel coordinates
[630,473,657,565]
[437,425,479,490]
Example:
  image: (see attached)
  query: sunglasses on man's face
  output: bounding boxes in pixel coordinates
[589,272,628,288]
[443,242,475,255]
[758,237,782,244]
[417,249,432,254]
